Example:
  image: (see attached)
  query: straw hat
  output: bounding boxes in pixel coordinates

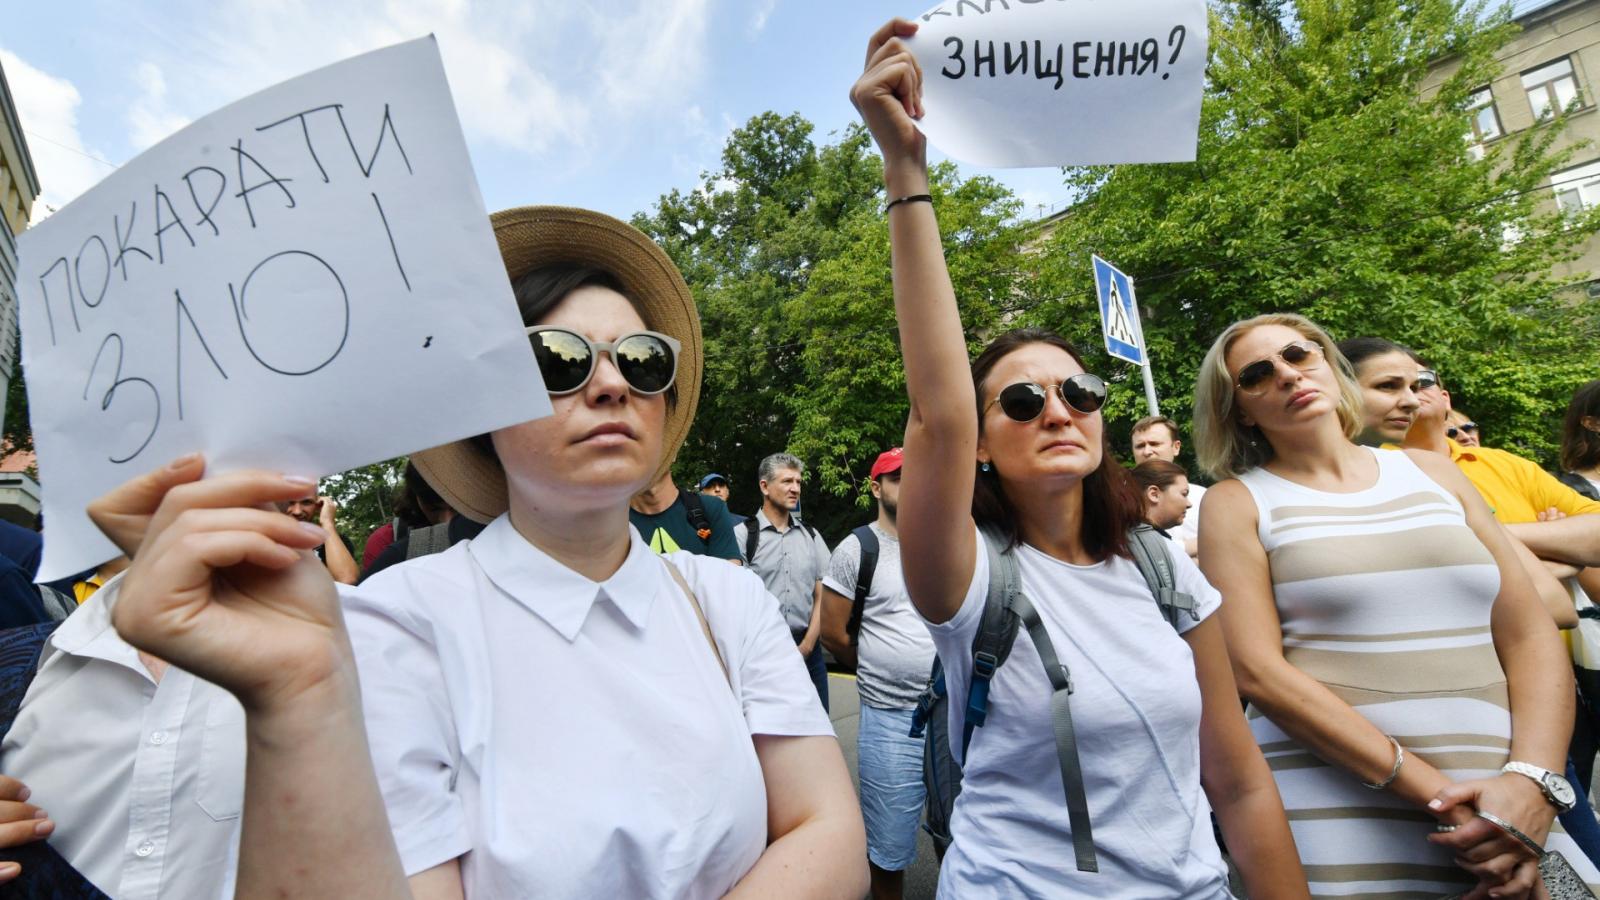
[411,206,702,523]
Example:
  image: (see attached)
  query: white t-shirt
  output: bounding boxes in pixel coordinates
[1172,481,1207,548]
[924,526,1230,899]
[822,524,936,710]
[342,516,833,899]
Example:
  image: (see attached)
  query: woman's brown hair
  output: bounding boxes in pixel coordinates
[970,328,1139,560]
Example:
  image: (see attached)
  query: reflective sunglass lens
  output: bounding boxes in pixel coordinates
[615,335,676,394]
[1462,423,1478,433]
[998,382,1047,422]
[531,330,593,393]
[1281,343,1312,365]
[1062,375,1107,413]
[1238,360,1275,392]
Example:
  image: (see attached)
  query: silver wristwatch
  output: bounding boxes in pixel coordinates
[1502,761,1578,813]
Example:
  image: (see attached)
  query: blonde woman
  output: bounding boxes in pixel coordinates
[1193,312,1595,897]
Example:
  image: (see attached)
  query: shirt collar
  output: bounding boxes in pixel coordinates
[756,508,803,533]
[468,515,663,641]
[47,572,148,676]
[1447,437,1477,463]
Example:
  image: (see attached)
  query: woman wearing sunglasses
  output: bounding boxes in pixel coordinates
[850,20,1306,898]
[93,207,868,899]
[1192,314,1595,898]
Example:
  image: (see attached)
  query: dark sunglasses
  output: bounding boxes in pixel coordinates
[1446,422,1479,439]
[526,327,680,396]
[1416,369,1441,392]
[1236,341,1324,396]
[984,374,1108,423]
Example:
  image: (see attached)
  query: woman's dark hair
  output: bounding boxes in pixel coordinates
[469,263,671,459]
[1562,379,1600,472]
[1131,459,1188,494]
[394,462,450,527]
[970,328,1139,561]
[1335,336,1413,372]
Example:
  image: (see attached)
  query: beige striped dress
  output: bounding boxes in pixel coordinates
[1238,447,1600,897]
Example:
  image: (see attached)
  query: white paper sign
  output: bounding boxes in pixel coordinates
[18,37,550,581]
[908,0,1207,167]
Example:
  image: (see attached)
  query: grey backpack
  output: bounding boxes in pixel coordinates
[908,523,1196,872]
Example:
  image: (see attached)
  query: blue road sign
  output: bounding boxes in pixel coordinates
[1091,255,1146,366]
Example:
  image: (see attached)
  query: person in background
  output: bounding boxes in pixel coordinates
[629,467,741,561]
[281,493,359,585]
[853,20,1308,896]
[1558,380,1600,502]
[1194,313,1593,897]
[1131,459,1192,536]
[1336,336,1428,447]
[735,453,832,711]
[700,473,730,503]
[1130,415,1204,558]
[362,463,452,570]
[818,447,933,900]
[1448,409,1482,448]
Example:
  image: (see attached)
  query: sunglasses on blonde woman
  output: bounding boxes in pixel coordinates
[526,327,680,396]
[984,374,1108,423]
[1235,341,1325,397]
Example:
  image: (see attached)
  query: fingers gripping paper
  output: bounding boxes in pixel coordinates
[18,37,551,581]
[908,0,1208,167]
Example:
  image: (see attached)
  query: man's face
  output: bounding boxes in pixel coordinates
[760,467,802,511]
[283,497,321,523]
[704,481,729,502]
[1131,425,1179,463]
[871,470,901,520]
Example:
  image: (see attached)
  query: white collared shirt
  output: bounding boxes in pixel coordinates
[342,516,833,899]
[0,576,243,900]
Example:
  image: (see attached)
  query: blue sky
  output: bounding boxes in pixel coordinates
[1,0,1077,227]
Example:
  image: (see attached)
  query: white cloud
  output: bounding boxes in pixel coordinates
[750,0,779,34]
[0,49,115,222]
[127,62,191,151]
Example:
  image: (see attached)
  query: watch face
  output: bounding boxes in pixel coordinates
[1547,774,1578,807]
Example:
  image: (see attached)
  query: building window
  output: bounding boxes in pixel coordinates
[1551,159,1600,218]
[1523,57,1584,119]
[1468,88,1504,142]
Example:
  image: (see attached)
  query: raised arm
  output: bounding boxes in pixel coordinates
[92,465,412,900]
[850,19,976,624]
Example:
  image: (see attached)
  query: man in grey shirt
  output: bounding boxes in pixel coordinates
[818,447,934,899]
[734,452,832,710]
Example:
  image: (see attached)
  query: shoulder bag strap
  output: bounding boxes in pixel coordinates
[1125,524,1197,629]
[661,559,732,689]
[743,516,761,563]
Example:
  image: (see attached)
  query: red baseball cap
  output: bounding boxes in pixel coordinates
[870,447,904,480]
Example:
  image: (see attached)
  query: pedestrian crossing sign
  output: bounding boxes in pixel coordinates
[1092,255,1146,366]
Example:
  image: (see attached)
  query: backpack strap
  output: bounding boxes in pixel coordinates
[844,525,879,642]
[1125,524,1197,629]
[961,527,1023,762]
[743,516,761,563]
[679,490,715,543]
[1558,471,1600,502]
[405,522,453,560]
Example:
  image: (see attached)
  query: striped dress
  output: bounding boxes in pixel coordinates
[1237,447,1600,897]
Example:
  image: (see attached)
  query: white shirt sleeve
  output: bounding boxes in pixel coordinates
[709,564,834,738]
[1169,544,1223,635]
[341,581,472,876]
[820,534,862,599]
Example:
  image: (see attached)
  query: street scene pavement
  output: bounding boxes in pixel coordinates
[828,672,941,900]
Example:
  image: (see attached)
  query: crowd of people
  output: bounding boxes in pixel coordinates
[0,16,1593,900]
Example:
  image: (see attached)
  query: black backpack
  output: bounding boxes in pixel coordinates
[742,515,818,563]
[844,525,880,643]
[908,524,1196,872]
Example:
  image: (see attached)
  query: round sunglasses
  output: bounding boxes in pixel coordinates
[1235,340,1324,396]
[984,374,1108,423]
[526,327,680,396]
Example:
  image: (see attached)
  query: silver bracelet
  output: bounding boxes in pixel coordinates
[1362,735,1405,790]
[1474,810,1547,860]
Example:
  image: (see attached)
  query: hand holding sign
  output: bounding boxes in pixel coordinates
[906,0,1207,167]
[18,38,549,581]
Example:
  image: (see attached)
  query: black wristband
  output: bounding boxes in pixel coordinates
[884,193,933,213]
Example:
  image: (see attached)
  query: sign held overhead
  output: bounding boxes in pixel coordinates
[18,37,550,581]
[907,0,1207,167]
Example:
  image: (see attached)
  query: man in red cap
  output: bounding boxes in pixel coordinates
[820,447,935,899]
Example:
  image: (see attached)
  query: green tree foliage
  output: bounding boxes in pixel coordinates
[320,458,405,554]
[1032,0,1599,469]
[634,115,1027,539]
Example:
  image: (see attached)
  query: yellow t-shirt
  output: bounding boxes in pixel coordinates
[72,575,104,605]
[1445,439,1600,524]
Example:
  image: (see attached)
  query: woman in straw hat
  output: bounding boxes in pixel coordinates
[87,207,868,899]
